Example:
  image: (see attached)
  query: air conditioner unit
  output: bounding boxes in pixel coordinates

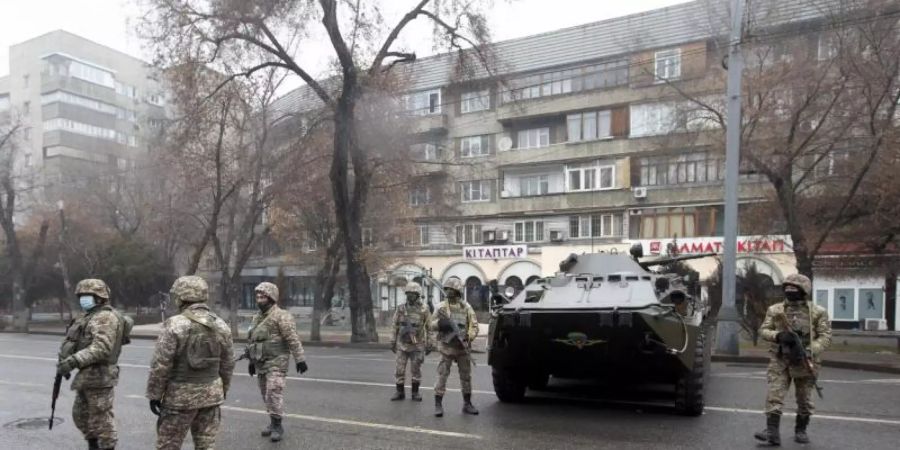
[500,190,511,198]
[864,318,887,331]
[496,230,510,243]
[483,230,496,243]
[633,187,648,199]
[549,230,564,242]
[629,209,643,216]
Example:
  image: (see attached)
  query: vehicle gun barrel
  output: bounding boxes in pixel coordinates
[637,252,717,269]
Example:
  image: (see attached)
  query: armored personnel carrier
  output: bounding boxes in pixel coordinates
[487,245,713,416]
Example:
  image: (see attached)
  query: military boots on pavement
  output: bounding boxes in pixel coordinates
[795,414,810,444]
[462,393,479,415]
[434,395,444,417]
[269,416,284,442]
[261,418,273,437]
[391,384,405,401]
[754,413,781,446]
[411,382,422,401]
[87,439,99,450]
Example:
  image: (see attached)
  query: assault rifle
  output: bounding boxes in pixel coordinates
[774,313,824,398]
[399,321,419,346]
[234,347,250,363]
[50,371,70,430]
[438,307,475,367]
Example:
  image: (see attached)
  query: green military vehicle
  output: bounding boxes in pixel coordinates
[487,245,713,416]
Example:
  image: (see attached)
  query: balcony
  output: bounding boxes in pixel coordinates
[407,113,448,135]
[40,75,118,105]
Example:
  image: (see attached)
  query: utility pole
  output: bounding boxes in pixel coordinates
[716,0,746,355]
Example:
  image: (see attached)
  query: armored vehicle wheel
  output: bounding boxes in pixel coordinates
[492,367,527,402]
[674,328,706,416]
[527,372,550,390]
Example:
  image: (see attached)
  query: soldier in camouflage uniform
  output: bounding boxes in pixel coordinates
[245,282,307,442]
[431,277,479,417]
[57,279,129,450]
[390,282,432,401]
[146,276,234,450]
[754,273,832,446]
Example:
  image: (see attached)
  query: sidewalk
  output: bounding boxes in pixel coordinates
[712,347,900,374]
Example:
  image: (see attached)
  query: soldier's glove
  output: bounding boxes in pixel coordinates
[390,342,397,354]
[248,362,256,377]
[437,317,454,333]
[149,399,162,416]
[776,331,798,346]
[56,356,78,376]
[425,346,433,356]
[296,361,308,374]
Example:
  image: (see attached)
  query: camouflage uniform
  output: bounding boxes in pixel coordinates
[57,279,126,450]
[755,273,832,445]
[146,276,234,450]
[431,278,479,416]
[247,282,305,441]
[390,283,431,401]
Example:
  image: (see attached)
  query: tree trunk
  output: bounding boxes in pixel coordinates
[220,272,242,337]
[11,275,28,332]
[57,208,76,314]
[774,179,815,280]
[311,237,343,342]
[885,271,897,331]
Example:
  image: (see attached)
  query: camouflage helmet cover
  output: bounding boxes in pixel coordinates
[443,277,464,294]
[255,282,279,302]
[170,276,209,304]
[75,279,110,300]
[403,282,423,296]
[783,273,812,296]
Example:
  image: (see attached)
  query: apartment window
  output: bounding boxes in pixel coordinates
[69,60,115,88]
[638,207,709,239]
[147,93,164,106]
[569,214,623,238]
[303,231,318,252]
[23,101,30,115]
[362,228,374,247]
[116,81,137,98]
[630,102,678,137]
[22,127,32,142]
[566,162,615,192]
[0,95,9,111]
[639,152,727,186]
[501,59,628,103]
[460,89,490,113]
[404,89,441,116]
[43,118,117,141]
[418,225,430,246]
[654,49,682,82]
[460,135,491,158]
[411,143,439,161]
[128,136,138,147]
[24,152,33,167]
[460,180,493,203]
[817,34,839,61]
[516,127,550,149]
[514,220,544,243]
[23,74,29,88]
[409,186,431,206]
[567,110,612,141]
[455,224,483,245]
[519,175,549,196]
[42,91,118,115]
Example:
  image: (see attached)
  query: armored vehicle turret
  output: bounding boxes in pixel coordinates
[487,245,713,416]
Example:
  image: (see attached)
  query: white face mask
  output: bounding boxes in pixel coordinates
[79,295,96,311]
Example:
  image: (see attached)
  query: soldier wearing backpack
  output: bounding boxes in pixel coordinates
[56,278,132,450]
[146,276,234,450]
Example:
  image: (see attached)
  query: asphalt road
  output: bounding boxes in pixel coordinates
[0,334,898,450]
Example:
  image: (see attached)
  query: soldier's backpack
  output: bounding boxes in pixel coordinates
[181,310,223,372]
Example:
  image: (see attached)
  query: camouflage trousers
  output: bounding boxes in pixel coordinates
[434,351,473,396]
[765,360,816,416]
[155,405,221,450]
[258,370,287,418]
[395,350,424,385]
[73,387,116,448]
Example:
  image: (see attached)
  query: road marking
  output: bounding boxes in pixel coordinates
[0,380,44,388]
[704,407,900,426]
[123,395,480,439]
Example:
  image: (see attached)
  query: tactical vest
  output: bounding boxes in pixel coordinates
[247,311,289,362]
[59,305,127,366]
[784,301,813,348]
[171,310,223,384]
[438,301,469,345]
[398,304,425,344]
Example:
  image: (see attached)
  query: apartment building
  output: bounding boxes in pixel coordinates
[1,30,166,204]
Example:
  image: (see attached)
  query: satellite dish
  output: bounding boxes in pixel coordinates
[498,136,513,151]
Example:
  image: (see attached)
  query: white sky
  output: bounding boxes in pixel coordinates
[0,0,693,85]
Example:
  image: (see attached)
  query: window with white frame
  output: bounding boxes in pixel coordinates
[411,143,440,161]
[516,127,550,149]
[654,49,682,82]
[403,89,441,116]
[566,162,615,192]
[455,224,483,245]
[817,34,838,61]
[461,89,490,113]
[362,227,374,247]
[42,91,118,115]
[459,135,491,158]
[418,225,430,246]
[409,186,431,206]
[0,95,9,111]
[567,110,612,141]
[115,81,137,98]
[630,102,678,137]
[43,118,117,141]
[303,231,318,252]
[460,180,493,202]
[569,214,623,238]
[68,59,115,88]
[519,175,549,196]
[514,220,544,243]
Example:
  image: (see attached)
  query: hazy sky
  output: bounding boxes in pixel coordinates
[0,0,693,82]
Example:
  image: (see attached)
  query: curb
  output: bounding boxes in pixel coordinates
[712,354,900,375]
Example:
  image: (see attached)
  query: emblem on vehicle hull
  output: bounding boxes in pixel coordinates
[553,332,607,349]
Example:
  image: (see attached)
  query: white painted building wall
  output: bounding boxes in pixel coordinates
[812,276,886,324]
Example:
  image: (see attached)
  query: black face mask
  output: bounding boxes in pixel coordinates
[785,291,805,302]
[257,300,273,312]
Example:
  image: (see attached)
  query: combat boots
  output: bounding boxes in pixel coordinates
[410,382,422,402]
[795,414,810,444]
[753,413,781,446]
[390,383,405,401]
[462,393,479,415]
[269,415,284,442]
[261,415,274,437]
[87,439,99,450]
[434,395,444,417]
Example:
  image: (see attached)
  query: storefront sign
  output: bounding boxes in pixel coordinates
[463,245,528,260]
[636,236,791,255]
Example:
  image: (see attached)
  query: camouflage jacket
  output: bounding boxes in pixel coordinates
[63,306,124,390]
[246,305,305,374]
[145,303,234,410]
[391,301,431,352]
[760,300,833,364]
[430,300,478,354]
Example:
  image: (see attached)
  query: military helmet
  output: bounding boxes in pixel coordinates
[75,279,110,300]
[170,276,209,304]
[403,282,423,296]
[255,282,279,302]
[443,277,464,294]
[783,273,812,296]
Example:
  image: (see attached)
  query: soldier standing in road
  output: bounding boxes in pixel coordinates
[146,276,234,450]
[57,279,130,450]
[431,278,479,417]
[754,273,832,445]
[390,282,432,401]
[245,282,308,442]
